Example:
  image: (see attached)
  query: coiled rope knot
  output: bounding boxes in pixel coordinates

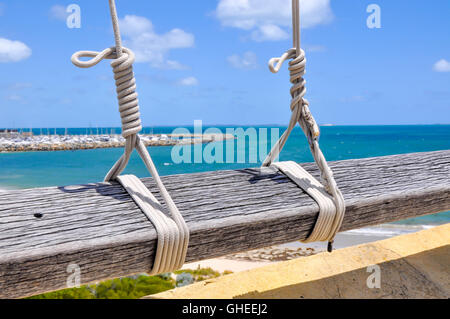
[269,48,320,141]
[71,46,142,138]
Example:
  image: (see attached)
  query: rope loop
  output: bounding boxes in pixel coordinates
[268,48,295,73]
[71,47,116,68]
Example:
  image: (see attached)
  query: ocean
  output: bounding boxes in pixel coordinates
[1,125,449,229]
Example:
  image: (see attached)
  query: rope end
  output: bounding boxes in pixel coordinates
[327,241,333,253]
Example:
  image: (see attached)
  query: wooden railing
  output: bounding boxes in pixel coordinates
[0,150,449,298]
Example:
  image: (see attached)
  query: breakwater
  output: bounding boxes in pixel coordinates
[0,133,234,153]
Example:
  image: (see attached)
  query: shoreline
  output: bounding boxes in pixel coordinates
[0,133,235,153]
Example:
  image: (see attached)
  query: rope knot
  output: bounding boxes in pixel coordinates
[268,48,320,139]
[110,48,142,138]
[71,46,142,138]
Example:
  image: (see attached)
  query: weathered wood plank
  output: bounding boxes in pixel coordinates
[0,150,449,298]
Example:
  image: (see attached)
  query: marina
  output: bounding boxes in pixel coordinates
[0,130,234,153]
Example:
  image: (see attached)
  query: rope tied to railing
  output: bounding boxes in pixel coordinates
[71,0,189,274]
[263,0,345,251]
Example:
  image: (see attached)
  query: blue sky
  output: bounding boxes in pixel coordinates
[0,0,449,128]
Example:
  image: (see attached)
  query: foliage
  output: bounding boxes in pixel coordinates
[27,267,233,299]
[175,272,194,287]
[27,286,96,299]
[28,275,174,299]
[174,266,221,281]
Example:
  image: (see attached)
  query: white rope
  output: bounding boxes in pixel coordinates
[271,162,338,243]
[71,0,188,274]
[263,0,345,251]
[117,175,188,274]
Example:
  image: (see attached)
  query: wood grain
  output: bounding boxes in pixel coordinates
[0,150,449,298]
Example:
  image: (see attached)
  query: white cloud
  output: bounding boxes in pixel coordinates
[216,0,333,41]
[119,15,194,69]
[6,94,23,102]
[433,59,450,73]
[119,15,152,36]
[227,51,258,69]
[49,5,68,21]
[0,38,32,63]
[252,24,288,42]
[178,76,199,86]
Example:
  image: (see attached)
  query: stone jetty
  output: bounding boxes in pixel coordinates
[224,246,317,262]
[0,133,234,153]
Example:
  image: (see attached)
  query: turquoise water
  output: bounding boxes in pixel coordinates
[1,125,449,225]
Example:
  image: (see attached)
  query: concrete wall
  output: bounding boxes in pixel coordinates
[149,224,449,299]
